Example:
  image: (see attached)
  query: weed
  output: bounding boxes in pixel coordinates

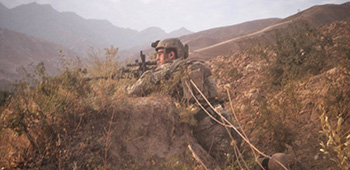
[319,112,350,170]
[0,46,126,169]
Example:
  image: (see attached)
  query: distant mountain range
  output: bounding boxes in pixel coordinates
[0,27,77,90]
[0,2,192,56]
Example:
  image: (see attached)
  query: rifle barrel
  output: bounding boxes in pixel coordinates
[126,60,157,67]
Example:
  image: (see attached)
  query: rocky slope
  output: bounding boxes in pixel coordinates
[210,18,350,169]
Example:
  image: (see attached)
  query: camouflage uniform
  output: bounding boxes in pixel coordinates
[127,57,240,162]
[127,58,217,101]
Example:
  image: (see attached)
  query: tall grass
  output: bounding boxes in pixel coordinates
[0,46,129,169]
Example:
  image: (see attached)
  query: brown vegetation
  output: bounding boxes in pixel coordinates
[210,18,350,169]
[1,9,350,170]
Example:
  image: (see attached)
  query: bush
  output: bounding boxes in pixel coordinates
[1,61,92,168]
[254,94,295,153]
[211,55,242,85]
[319,74,350,170]
[0,46,125,169]
[269,22,332,87]
[0,90,10,106]
[320,113,350,170]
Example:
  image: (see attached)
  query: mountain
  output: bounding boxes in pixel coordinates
[0,2,192,57]
[131,27,192,45]
[0,2,194,89]
[131,27,167,46]
[190,2,350,60]
[0,2,7,11]
[168,27,192,38]
[0,2,137,55]
[1,1,349,88]
[280,2,350,27]
[0,27,77,90]
[134,18,281,61]
[118,27,193,62]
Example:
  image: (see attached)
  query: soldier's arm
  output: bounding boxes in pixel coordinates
[127,70,161,96]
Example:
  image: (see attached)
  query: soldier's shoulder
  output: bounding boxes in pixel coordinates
[170,59,207,69]
[167,59,211,76]
[185,59,211,76]
[183,59,206,64]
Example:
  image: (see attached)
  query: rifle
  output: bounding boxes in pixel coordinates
[126,51,157,78]
[83,50,157,81]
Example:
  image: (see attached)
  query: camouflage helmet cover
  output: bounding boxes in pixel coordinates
[155,38,188,59]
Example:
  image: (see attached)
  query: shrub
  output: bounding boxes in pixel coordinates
[254,96,294,153]
[0,90,10,106]
[211,55,242,85]
[320,113,350,170]
[269,22,332,87]
[0,46,125,169]
[1,61,92,167]
[319,73,350,170]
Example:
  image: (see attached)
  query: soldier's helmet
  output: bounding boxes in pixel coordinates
[153,38,189,59]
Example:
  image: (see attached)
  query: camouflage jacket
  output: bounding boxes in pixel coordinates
[127,58,218,104]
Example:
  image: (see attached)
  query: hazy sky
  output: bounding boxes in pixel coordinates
[1,0,349,32]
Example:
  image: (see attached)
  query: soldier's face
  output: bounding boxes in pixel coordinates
[156,49,174,65]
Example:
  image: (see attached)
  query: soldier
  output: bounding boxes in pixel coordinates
[127,38,240,163]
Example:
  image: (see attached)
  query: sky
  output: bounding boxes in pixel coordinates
[0,0,349,32]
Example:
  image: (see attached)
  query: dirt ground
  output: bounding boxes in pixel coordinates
[107,95,218,169]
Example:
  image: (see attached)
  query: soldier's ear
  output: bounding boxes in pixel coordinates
[169,51,175,59]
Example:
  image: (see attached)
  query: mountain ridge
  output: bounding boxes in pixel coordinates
[189,2,350,60]
[0,2,192,56]
[0,27,78,90]
[180,18,281,51]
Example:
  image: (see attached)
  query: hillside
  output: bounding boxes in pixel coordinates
[0,27,77,90]
[280,2,350,27]
[180,18,281,51]
[190,2,350,60]
[210,18,350,169]
[1,18,349,169]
